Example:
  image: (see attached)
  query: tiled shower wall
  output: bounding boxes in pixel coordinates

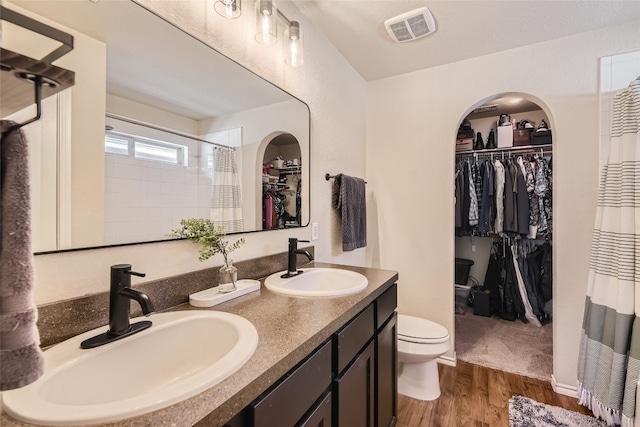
[104,145,205,245]
[599,50,640,170]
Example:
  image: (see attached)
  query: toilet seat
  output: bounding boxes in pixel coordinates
[398,314,449,344]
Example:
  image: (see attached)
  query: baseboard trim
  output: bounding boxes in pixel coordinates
[552,375,578,398]
[437,354,457,367]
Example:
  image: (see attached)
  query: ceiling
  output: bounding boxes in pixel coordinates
[291,0,640,81]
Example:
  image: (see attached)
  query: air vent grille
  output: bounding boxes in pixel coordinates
[384,7,436,43]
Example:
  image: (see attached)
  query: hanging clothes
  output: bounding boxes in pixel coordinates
[455,153,552,239]
[468,162,479,226]
[516,164,530,235]
[577,78,640,427]
[494,159,506,235]
[473,159,483,215]
[533,156,551,234]
[478,160,494,234]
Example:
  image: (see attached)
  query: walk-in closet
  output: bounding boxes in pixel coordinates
[454,94,554,381]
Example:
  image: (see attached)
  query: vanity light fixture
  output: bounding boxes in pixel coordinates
[284,20,303,67]
[253,0,304,66]
[214,0,241,19]
[254,0,277,45]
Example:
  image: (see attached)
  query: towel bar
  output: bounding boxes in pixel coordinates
[325,173,367,184]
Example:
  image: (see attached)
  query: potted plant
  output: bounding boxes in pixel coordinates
[170,218,245,293]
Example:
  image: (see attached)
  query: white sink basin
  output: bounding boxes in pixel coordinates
[264,268,368,297]
[2,310,258,426]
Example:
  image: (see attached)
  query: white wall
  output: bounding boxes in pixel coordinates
[367,19,640,389]
[5,1,107,250]
[199,100,308,230]
[31,0,368,305]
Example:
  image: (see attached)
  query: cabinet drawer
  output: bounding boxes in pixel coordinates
[251,340,332,427]
[335,304,374,374]
[376,284,397,330]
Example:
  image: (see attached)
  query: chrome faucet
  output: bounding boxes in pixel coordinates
[282,238,313,278]
[80,264,155,349]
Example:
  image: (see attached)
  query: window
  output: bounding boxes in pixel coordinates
[104,130,188,166]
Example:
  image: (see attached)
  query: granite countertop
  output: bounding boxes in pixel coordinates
[1,262,398,427]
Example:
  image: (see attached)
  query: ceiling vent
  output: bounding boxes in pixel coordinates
[384,7,436,43]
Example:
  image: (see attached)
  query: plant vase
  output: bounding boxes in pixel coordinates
[218,260,237,293]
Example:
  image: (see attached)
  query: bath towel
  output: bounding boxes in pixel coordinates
[0,120,44,390]
[332,174,367,251]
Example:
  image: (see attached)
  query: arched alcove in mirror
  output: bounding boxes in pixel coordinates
[261,133,302,230]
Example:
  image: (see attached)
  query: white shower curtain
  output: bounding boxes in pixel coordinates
[210,147,243,233]
[578,78,640,427]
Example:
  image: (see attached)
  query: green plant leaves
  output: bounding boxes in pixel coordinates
[169,218,245,263]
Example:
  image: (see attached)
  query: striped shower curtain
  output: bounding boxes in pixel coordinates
[210,147,243,233]
[578,78,640,426]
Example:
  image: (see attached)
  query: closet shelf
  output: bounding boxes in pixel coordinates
[275,166,301,174]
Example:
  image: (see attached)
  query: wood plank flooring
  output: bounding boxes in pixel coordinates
[396,360,595,427]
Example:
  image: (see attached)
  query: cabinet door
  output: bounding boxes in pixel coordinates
[335,341,375,427]
[251,341,332,427]
[376,313,397,427]
[299,391,332,427]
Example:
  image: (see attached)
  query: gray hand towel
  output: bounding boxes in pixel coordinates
[332,174,367,251]
[1,120,44,390]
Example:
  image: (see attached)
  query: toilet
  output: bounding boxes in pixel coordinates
[397,314,451,401]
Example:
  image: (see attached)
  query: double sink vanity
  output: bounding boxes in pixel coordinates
[1,262,398,427]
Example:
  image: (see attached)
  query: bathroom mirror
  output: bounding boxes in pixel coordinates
[6,0,310,253]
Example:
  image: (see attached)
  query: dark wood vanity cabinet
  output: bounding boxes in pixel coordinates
[376,286,398,427]
[376,312,397,427]
[224,284,397,427]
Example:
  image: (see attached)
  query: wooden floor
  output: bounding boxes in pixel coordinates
[396,360,594,427]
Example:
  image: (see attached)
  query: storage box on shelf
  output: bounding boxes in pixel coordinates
[456,138,473,152]
[513,128,532,146]
[497,126,513,148]
[532,130,552,145]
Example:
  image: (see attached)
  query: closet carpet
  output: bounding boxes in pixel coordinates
[455,312,553,381]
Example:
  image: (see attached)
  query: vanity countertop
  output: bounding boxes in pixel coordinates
[1,262,398,427]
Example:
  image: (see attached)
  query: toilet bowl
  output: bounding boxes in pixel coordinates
[397,314,451,401]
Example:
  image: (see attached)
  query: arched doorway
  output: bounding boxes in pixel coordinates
[259,133,302,230]
[453,92,555,382]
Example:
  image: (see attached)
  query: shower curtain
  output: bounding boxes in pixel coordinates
[577,78,640,427]
[210,147,243,233]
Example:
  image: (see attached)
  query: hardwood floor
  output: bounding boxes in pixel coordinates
[396,360,595,427]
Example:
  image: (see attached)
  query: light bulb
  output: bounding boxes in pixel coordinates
[285,21,303,66]
[214,0,241,19]
[254,0,277,45]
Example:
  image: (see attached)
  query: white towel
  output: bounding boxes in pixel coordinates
[0,120,44,390]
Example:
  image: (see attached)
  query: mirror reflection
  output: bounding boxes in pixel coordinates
[5,0,310,253]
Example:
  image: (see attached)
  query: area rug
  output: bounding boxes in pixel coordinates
[509,396,608,426]
[455,312,553,381]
